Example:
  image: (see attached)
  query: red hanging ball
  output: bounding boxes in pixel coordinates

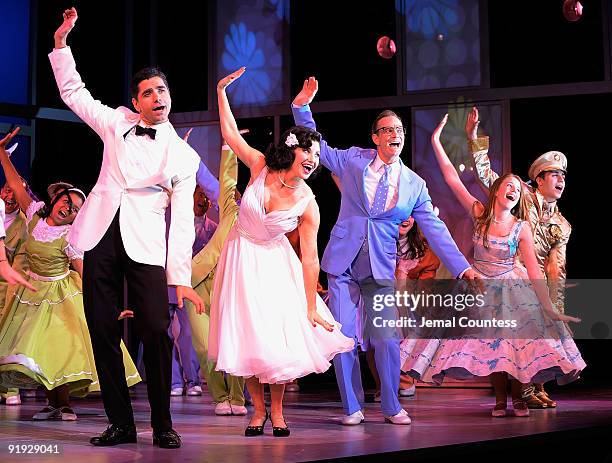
[563,0,583,22]
[376,36,396,59]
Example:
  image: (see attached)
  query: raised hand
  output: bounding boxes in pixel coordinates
[118,309,134,320]
[217,67,246,91]
[432,113,448,142]
[182,128,193,142]
[307,310,334,332]
[54,7,78,49]
[292,77,318,107]
[0,127,20,152]
[465,106,480,140]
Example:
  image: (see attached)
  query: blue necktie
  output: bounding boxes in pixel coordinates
[371,164,390,215]
[362,164,391,254]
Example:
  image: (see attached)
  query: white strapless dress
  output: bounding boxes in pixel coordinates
[208,167,354,383]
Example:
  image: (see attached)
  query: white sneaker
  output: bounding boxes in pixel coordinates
[384,408,412,425]
[186,385,202,396]
[214,400,232,416]
[22,389,37,398]
[341,410,365,426]
[5,394,21,406]
[170,387,184,396]
[33,406,60,420]
[59,406,77,421]
[398,385,416,397]
[230,404,248,416]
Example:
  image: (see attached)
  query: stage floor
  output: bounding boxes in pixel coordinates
[1,384,611,462]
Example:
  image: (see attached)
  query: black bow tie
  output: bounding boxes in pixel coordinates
[134,125,157,139]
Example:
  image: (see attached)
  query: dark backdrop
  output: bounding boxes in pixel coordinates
[3,0,610,385]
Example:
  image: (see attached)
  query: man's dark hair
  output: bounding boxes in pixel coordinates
[371,110,403,134]
[130,67,169,99]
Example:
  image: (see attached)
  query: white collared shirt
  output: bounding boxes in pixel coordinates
[364,155,401,211]
[4,208,19,231]
[122,121,171,185]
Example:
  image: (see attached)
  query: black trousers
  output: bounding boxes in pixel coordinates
[83,210,172,431]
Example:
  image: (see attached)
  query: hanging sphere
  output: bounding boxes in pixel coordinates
[377,36,397,59]
[563,0,583,22]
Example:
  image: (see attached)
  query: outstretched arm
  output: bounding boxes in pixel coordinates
[466,106,499,189]
[54,7,77,49]
[518,225,580,324]
[291,77,351,175]
[432,114,480,215]
[0,201,36,291]
[299,200,333,331]
[292,77,318,109]
[217,68,265,175]
[49,7,116,139]
[190,145,239,296]
[183,128,221,206]
[0,128,33,213]
[0,241,35,290]
[196,161,220,205]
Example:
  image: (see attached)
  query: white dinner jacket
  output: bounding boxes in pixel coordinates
[48,46,199,286]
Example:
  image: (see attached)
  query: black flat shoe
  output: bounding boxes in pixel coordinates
[90,424,137,446]
[271,416,290,437]
[153,428,182,449]
[244,411,268,437]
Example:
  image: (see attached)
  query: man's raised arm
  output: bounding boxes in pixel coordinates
[49,7,116,139]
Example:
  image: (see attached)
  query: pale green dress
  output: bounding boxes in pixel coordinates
[0,202,140,396]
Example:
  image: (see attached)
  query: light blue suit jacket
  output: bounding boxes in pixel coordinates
[196,161,220,204]
[293,105,470,280]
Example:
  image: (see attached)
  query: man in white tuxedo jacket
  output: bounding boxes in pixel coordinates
[49,8,202,449]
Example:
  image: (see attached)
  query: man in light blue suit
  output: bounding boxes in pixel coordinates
[292,78,478,425]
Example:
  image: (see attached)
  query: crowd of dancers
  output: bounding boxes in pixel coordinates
[0,7,585,449]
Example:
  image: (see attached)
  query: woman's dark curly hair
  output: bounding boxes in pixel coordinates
[264,126,322,175]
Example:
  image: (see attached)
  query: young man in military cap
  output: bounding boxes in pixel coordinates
[466,107,570,409]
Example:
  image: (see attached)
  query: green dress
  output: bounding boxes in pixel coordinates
[0,202,140,396]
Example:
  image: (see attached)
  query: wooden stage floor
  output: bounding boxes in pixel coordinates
[1,384,611,462]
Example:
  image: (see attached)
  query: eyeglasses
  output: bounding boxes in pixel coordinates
[375,126,406,136]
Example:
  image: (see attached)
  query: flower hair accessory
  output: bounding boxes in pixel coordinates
[285,133,299,147]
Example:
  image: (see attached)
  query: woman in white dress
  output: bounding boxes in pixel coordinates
[208,68,354,437]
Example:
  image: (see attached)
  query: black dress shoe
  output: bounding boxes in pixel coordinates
[90,424,137,446]
[244,412,268,437]
[272,425,290,437]
[153,429,182,449]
